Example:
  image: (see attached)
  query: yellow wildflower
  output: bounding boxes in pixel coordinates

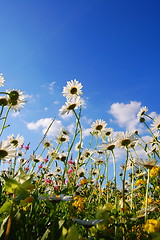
[150,166,160,178]
[144,219,160,233]
[135,179,146,186]
[142,197,152,206]
[72,196,85,211]
[80,178,88,185]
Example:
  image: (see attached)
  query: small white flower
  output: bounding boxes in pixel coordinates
[59,96,82,115]
[102,128,114,137]
[150,116,160,132]
[137,106,148,119]
[7,134,24,147]
[92,157,104,165]
[55,133,70,143]
[73,218,103,227]
[136,158,157,169]
[75,141,83,151]
[30,154,43,163]
[82,148,94,158]
[0,73,5,87]
[6,89,26,112]
[115,131,137,149]
[91,119,107,133]
[62,79,83,99]
[0,140,16,160]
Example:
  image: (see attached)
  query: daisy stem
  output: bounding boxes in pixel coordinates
[122,148,129,210]
[0,105,11,136]
[145,169,150,222]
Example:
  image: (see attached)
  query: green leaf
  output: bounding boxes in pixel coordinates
[3,177,19,193]
[0,215,9,238]
[41,229,50,240]
[0,201,12,214]
[65,225,79,240]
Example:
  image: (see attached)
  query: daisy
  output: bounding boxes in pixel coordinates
[7,134,24,147]
[0,140,16,160]
[73,218,103,227]
[55,133,70,143]
[62,79,83,99]
[6,89,26,111]
[137,106,148,119]
[48,148,58,159]
[115,131,137,149]
[39,194,73,202]
[82,148,94,158]
[75,141,83,151]
[91,168,99,175]
[91,119,107,133]
[0,96,8,107]
[43,140,52,149]
[59,96,82,115]
[150,116,160,132]
[59,127,70,136]
[56,152,67,162]
[135,158,157,169]
[30,154,43,163]
[77,167,85,177]
[102,127,114,137]
[100,138,116,151]
[0,73,5,87]
[92,157,104,165]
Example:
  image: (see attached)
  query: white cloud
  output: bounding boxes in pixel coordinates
[27,118,63,136]
[109,101,144,132]
[11,111,20,117]
[82,127,92,138]
[49,81,56,94]
[53,100,59,105]
[59,111,73,120]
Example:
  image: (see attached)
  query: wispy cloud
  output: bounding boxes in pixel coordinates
[49,81,56,94]
[27,118,63,136]
[109,101,144,132]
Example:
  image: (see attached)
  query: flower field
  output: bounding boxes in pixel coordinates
[0,74,160,239]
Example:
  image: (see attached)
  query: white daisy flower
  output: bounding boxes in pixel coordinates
[48,148,58,159]
[73,218,103,227]
[137,106,148,119]
[115,131,137,149]
[56,152,67,162]
[7,134,24,147]
[82,148,94,158]
[77,167,85,177]
[135,158,157,169]
[55,133,70,143]
[30,154,43,163]
[100,138,117,151]
[92,157,104,165]
[75,141,83,151]
[59,127,70,136]
[6,89,26,111]
[59,96,82,115]
[91,119,107,133]
[62,79,83,99]
[102,128,114,137]
[0,140,16,160]
[0,73,5,87]
[150,116,160,132]
[91,168,99,175]
[43,140,52,149]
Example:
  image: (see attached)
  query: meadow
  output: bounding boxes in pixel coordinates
[0,74,160,239]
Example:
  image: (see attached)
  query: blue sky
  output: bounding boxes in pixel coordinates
[0,0,160,171]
